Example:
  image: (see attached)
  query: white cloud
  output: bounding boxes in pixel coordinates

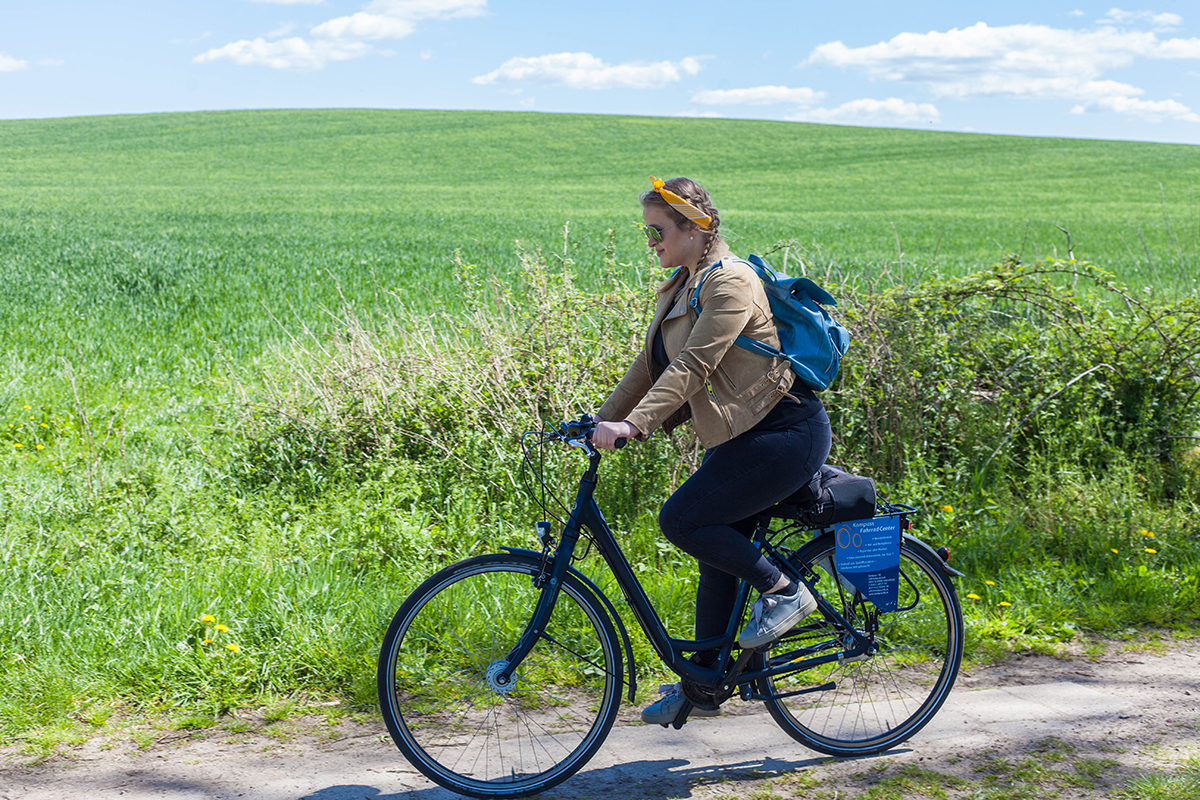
[367,0,487,20]
[789,97,941,126]
[310,12,414,40]
[1100,8,1183,30]
[193,37,371,70]
[313,0,485,37]
[691,85,824,106]
[266,22,297,38]
[473,52,702,90]
[806,21,1200,124]
[1155,37,1200,58]
[1073,95,1200,122]
[172,31,213,44]
[0,52,29,71]
[807,23,1158,95]
[35,58,65,66]
[314,0,486,40]
[197,0,485,70]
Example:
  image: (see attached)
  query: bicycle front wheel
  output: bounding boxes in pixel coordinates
[377,553,623,799]
[759,533,964,757]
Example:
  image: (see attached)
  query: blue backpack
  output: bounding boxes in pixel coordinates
[690,254,850,391]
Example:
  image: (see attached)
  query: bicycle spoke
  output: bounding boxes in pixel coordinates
[537,630,620,681]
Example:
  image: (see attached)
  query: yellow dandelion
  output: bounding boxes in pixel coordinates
[1145,548,1158,554]
[941,505,954,513]
[1139,530,1155,538]
[36,444,44,450]
[23,405,30,410]
[200,614,216,624]
[998,601,1012,607]
[40,423,48,428]
[214,624,229,633]
[1110,548,1119,554]
[13,443,22,448]
[966,593,982,600]
[203,639,212,645]
[225,643,241,653]
[984,580,996,586]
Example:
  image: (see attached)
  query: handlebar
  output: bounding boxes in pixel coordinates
[557,414,626,450]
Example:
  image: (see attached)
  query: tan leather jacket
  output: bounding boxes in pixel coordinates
[598,242,794,449]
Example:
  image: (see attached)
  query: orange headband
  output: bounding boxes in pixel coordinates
[650,177,712,228]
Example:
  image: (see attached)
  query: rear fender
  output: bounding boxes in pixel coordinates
[903,533,966,580]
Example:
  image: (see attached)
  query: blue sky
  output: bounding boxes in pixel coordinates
[3,1,1199,144]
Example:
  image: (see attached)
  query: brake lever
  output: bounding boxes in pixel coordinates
[561,415,624,451]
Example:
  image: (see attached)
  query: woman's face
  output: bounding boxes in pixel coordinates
[643,205,705,271]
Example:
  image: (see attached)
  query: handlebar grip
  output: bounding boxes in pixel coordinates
[615,437,627,449]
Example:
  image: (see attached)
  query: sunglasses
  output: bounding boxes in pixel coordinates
[642,222,676,243]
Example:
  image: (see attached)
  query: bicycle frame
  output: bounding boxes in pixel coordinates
[493,442,879,700]
[377,422,966,795]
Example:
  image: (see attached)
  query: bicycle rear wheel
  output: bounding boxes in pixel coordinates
[377,553,623,799]
[758,533,964,757]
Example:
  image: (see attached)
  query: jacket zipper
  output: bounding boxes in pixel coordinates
[706,379,734,439]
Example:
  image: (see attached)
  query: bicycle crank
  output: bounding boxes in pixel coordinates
[680,677,735,710]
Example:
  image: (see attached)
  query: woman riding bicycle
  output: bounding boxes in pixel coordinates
[592,177,833,725]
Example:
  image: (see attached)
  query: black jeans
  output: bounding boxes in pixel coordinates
[658,410,832,644]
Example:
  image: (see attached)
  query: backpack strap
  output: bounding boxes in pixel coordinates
[687,259,719,317]
[689,258,788,360]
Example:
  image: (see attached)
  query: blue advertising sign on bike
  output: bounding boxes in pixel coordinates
[835,516,902,611]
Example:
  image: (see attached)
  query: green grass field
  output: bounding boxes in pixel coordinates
[1,109,1197,743]
[2,108,1197,384]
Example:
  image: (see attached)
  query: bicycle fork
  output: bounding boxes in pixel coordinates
[488,532,580,692]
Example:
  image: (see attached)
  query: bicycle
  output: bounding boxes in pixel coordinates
[377,415,965,798]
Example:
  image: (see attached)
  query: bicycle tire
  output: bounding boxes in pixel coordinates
[377,553,623,798]
[758,532,964,757]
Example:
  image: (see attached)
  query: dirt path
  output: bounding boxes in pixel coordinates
[2,636,1198,799]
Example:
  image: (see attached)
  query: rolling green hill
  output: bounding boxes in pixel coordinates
[1,109,1196,383]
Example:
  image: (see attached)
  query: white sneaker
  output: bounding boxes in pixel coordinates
[737,584,818,649]
[640,683,721,725]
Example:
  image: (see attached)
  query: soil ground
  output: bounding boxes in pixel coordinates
[2,635,1198,800]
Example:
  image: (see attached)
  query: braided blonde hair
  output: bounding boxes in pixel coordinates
[641,177,722,265]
